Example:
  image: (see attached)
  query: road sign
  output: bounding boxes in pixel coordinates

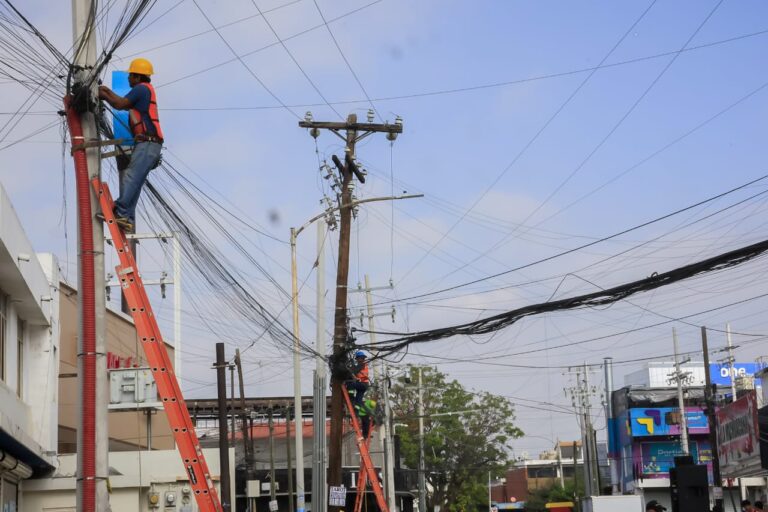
[329,486,347,507]
[269,500,278,511]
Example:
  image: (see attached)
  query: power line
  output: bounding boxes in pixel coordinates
[190,0,301,119]
[369,173,768,305]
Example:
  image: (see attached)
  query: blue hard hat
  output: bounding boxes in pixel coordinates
[355,351,366,358]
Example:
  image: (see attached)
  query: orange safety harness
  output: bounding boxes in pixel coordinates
[128,83,164,142]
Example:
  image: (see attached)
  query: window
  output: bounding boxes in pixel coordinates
[16,318,23,398]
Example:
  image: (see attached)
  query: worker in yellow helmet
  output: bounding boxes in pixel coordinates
[98,58,164,232]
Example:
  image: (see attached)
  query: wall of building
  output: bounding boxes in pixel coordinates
[22,448,233,512]
[0,181,61,511]
[57,282,174,453]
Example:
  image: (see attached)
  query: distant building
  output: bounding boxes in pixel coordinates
[491,441,610,504]
[608,361,768,510]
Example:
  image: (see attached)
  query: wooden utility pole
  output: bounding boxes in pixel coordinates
[215,343,232,511]
[235,349,250,463]
[299,113,402,510]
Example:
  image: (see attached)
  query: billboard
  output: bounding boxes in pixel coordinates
[635,440,713,482]
[717,390,761,478]
[709,363,762,387]
[629,407,709,437]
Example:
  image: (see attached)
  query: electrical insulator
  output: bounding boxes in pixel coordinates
[367,109,375,123]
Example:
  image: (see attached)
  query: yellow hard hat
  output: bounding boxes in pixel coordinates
[128,58,153,76]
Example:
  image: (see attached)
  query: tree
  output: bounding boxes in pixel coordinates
[389,366,523,512]
[523,480,583,512]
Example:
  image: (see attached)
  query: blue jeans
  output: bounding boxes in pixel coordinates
[114,141,161,223]
[346,381,368,406]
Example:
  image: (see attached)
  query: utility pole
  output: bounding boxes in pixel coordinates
[235,349,250,464]
[290,226,306,512]
[312,218,328,512]
[725,323,745,502]
[418,367,427,512]
[726,323,738,402]
[671,328,689,455]
[603,357,618,495]
[230,364,236,448]
[299,111,403,511]
[701,327,724,511]
[71,1,108,510]
[352,274,396,508]
[215,343,232,511]
[564,365,600,497]
[287,407,295,512]
[382,366,397,512]
[582,366,594,497]
[269,408,277,505]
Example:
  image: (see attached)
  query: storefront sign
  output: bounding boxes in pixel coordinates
[630,407,709,437]
[641,441,698,475]
[717,391,760,478]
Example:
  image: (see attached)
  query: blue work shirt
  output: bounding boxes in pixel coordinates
[124,83,158,137]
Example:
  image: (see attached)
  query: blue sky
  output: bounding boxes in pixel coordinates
[2,0,768,455]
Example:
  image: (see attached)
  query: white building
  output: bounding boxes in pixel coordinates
[0,183,60,511]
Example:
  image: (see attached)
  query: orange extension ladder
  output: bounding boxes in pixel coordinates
[92,178,223,512]
[342,386,389,512]
[353,424,374,512]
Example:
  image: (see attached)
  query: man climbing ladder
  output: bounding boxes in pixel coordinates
[98,57,163,232]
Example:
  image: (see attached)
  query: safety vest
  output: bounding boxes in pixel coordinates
[355,363,369,384]
[128,83,164,141]
[356,400,376,417]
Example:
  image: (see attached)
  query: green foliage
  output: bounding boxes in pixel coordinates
[389,366,523,512]
[523,480,582,512]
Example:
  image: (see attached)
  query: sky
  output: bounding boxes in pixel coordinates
[1,0,768,458]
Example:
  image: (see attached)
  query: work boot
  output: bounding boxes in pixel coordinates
[114,216,134,232]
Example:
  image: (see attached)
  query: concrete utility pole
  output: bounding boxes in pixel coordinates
[671,328,689,455]
[287,407,295,512]
[418,367,427,512]
[726,323,738,402]
[312,218,328,512]
[215,343,232,511]
[564,365,600,498]
[603,357,618,495]
[299,112,403,511]
[235,349,250,463]
[290,226,306,512]
[701,327,724,511]
[71,1,108,510]
[269,408,277,504]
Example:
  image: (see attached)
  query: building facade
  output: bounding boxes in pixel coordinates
[0,183,60,511]
[609,362,768,510]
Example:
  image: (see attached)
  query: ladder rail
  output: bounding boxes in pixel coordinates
[342,386,389,512]
[354,431,373,512]
[93,179,223,512]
